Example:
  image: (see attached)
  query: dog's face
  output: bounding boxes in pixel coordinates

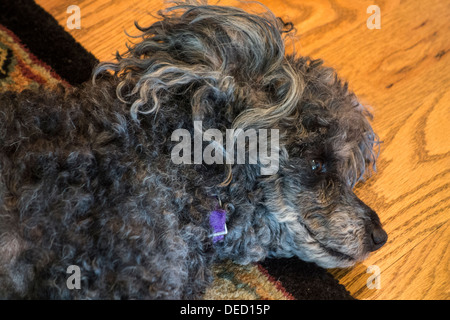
[260,64,388,268]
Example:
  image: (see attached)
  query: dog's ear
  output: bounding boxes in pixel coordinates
[95,47,236,122]
[94,2,301,125]
[345,102,380,187]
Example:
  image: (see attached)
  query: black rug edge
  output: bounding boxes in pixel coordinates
[0,0,98,86]
[261,258,355,300]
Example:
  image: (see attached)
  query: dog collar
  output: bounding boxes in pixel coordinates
[209,208,227,243]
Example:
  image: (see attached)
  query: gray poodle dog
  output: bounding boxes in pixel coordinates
[0,0,387,299]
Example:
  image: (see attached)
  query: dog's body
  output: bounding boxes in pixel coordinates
[0,1,387,299]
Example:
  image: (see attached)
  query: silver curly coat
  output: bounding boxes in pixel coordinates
[0,0,387,299]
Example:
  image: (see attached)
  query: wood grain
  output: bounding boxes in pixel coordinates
[35,0,450,300]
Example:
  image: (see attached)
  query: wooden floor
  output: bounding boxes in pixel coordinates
[36,0,449,300]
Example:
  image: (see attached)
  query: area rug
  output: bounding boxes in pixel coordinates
[0,0,354,300]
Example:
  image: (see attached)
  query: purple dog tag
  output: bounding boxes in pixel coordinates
[209,209,227,243]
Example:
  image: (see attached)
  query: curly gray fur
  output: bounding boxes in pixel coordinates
[0,0,387,299]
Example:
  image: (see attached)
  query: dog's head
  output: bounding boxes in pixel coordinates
[95,0,387,268]
[221,55,387,268]
[259,57,388,268]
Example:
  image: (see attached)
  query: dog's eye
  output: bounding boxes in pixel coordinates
[311,159,325,173]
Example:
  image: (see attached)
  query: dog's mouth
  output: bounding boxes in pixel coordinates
[299,220,357,263]
[319,243,356,262]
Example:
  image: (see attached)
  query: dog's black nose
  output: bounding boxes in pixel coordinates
[370,225,388,251]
